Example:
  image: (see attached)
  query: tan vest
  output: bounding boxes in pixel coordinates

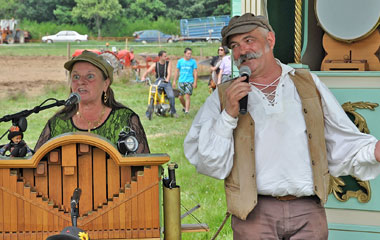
[218,69,330,220]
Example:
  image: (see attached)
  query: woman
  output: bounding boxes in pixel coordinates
[209,46,228,91]
[35,50,149,154]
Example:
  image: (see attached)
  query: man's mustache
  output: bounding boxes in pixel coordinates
[234,52,262,67]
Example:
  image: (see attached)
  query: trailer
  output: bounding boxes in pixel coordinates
[179,15,230,42]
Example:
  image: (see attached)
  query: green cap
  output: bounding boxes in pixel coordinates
[64,50,114,83]
[221,13,274,47]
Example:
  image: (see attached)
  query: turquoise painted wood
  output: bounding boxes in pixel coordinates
[329,224,380,239]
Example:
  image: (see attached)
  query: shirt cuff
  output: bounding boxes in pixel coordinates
[355,142,378,165]
[213,110,238,138]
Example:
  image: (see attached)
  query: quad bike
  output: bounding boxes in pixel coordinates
[146,77,171,120]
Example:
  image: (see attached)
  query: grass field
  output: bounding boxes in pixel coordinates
[0,41,221,58]
[0,42,233,239]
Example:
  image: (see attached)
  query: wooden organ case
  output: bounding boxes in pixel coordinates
[0,132,169,239]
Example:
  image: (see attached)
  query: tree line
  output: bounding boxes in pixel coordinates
[0,0,230,37]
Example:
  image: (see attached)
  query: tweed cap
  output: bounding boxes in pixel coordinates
[64,50,114,82]
[221,13,273,47]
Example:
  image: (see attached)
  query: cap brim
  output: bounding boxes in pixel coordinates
[64,57,107,75]
[222,25,258,47]
[64,57,113,82]
[46,233,79,240]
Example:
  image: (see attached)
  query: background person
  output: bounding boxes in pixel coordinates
[141,50,178,118]
[35,50,150,154]
[209,46,228,91]
[173,47,197,114]
[184,13,380,239]
[217,49,231,85]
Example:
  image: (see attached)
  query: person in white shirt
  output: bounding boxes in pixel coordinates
[217,54,232,85]
[184,13,380,239]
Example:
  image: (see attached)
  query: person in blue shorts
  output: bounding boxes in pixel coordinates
[173,47,198,114]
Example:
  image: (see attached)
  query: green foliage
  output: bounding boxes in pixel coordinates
[13,0,58,23]
[102,16,180,37]
[72,0,122,37]
[19,19,89,40]
[53,5,74,25]
[161,0,231,19]
[0,0,18,18]
[122,0,166,21]
[1,0,230,39]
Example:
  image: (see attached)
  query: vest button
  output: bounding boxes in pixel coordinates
[308,133,312,139]
[251,148,254,152]
[312,160,315,165]
[314,186,318,191]
[252,173,255,178]
[304,108,307,113]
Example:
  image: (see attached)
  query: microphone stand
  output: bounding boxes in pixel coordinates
[0,98,65,140]
[71,199,80,227]
[0,99,65,124]
[70,188,81,227]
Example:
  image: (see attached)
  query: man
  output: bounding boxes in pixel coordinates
[173,47,198,114]
[184,13,380,239]
[142,50,178,118]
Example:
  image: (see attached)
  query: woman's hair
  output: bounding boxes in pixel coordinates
[223,46,230,54]
[54,64,125,120]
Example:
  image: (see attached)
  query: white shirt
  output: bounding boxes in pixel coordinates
[184,63,380,197]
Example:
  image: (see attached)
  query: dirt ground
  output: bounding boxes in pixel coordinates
[0,55,211,99]
[0,56,68,99]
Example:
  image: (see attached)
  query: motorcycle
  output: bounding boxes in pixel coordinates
[145,77,171,120]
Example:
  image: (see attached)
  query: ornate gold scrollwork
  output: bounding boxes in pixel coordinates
[329,101,378,203]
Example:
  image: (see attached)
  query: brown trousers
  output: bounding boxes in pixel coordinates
[231,195,328,240]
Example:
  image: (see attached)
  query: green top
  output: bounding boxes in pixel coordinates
[35,107,150,154]
[50,108,133,144]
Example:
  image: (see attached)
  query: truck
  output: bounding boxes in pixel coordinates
[178,15,231,42]
[0,19,31,44]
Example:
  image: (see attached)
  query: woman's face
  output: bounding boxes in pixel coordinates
[70,62,110,104]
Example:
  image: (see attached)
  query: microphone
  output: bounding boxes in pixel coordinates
[65,92,81,106]
[71,188,82,207]
[238,66,252,115]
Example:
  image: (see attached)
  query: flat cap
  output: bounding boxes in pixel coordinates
[221,13,273,47]
[64,50,114,83]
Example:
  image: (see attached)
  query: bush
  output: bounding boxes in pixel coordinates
[101,16,180,37]
[19,19,90,40]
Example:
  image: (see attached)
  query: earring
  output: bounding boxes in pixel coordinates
[103,91,108,103]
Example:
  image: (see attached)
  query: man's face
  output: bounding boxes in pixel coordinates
[11,135,22,144]
[229,28,275,76]
[160,53,168,62]
[184,50,192,60]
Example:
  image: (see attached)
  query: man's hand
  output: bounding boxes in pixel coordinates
[193,82,197,89]
[224,76,252,118]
